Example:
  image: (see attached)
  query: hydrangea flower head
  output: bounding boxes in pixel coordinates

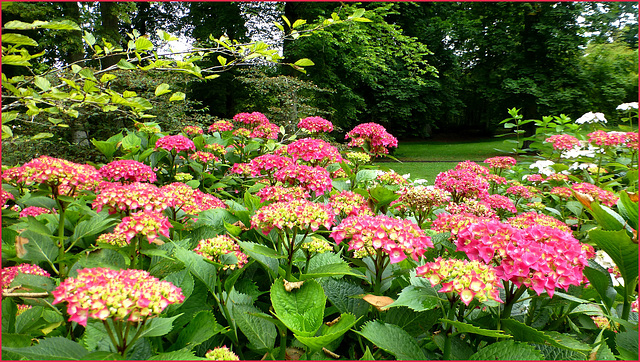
[345,151,371,164]
[571,183,618,207]
[455,160,490,176]
[484,156,517,170]
[624,132,638,149]
[255,185,310,203]
[190,151,219,164]
[431,212,496,240]
[99,160,157,183]
[22,156,101,194]
[246,154,294,178]
[284,138,343,166]
[392,186,450,215]
[445,199,497,218]
[301,237,334,254]
[96,232,128,247]
[93,182,168,214]
[249,121,280,139]
[208,120,234,133]
[616,102,638,111]
[114,210,172,244]
[298,116,334,133]
[182,125,204,136]
[251,199,335,235]
[19,206,54,218]
[161,182,226,215]
[195,236,248,270]
[2,264,51,288]
[507,211,571,232]
[416,257,503,305]
[550,186,573,199]
[485,194,517,213]
[205,346,240,361]
[1,187,15,207]
[273,164,333,196]
[52,268,184,326]
[345,122,398,156]
[330,215,432,263]
[2,166,26,185]
[233,112,269,126]
[204,143,227,156]
[434,169,489,202]
[505,185,538,200]
[155,135,196,153]
[576,111,607,125]
[329,190,374,217]
[545,134,581,151]
[376,171,409,186]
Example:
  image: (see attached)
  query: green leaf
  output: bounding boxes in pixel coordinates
[99,74,117,83]
[369,186,399,207]
[154,83,171,96]
[82,351,124,360]
[70,213,115,244]
[2,299,18,333]
[20,229,58,266]
[1,333,32,348]
[321,278,370,318]
[617,191,639,230]
[360,346,375,360]
[588,228,638,295]
[350,8,366,19]
[233,304,277,352]
[388,285,439,312]
[2,336,89,360]
[589,203,625,231]
[42,20,81,31]
[356,321,427,360]
[441,318,511,338]
[116,59,136,70]
[169,311,224,351]
[134,37,154,51]
[15,306,45,334]
[594,342,616,361]
[295,313,357,352]
[174,245,217,295]
[301,252,363,280]
[270,278,326,337]
[163,269,194,302]
[121,133,142,151]
[616,330,638,361]
[10,273,55,292]
[502,319,590,351]
[32,132,54,140]
[34,76,51,91]
[148,350,203,360]
[217,55,227,66]
[138,315,180,338]
[469,340,543,360]
[2,33,38,46]
[383,307,441,337]
[82,31,96,46]
[169,92,186,102]
[293,58,314,67]
[78,68,97,82]
[91,139,117,159]
[583,264,616,310]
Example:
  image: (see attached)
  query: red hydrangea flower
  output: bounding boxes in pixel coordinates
[587,130,627,147]
[19,206,53,218]
[99,160,157,183]
[183,125,204,136]
[249,121,280,139]
[376,171,409,186]
[161,182,226,215]
[507,211,572,232]
[571,182,618,207]
[194,235,249,270]
[114,210,172,244]
[93,182,168,214]
[298,116,334,133]
[52,268,184,326]
[545,134,581,150]
[233,112,270,126]
[623,132,638,149]
[505,185,538,199]
[416,257,503,305]
[284,138,343,166]
[208,120,234,133]
[329,190,374,217]
[155,135,196,153]
[345,122,398,156]
[392,186,450,216]
[273,164,333,196]
[2,264,51,288]
[330,214,432,263]
[255,185,310,203]
[1,187,14,207]
[190,151,219,164]
[22,156,101,194]
[550,186,573,199]
[455,160,490,176]
[251,199,335,235]
[434,169,489,202]
[248,154,294,178]
[484,156,517,170]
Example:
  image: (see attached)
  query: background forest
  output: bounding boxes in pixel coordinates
[2,1,638,165]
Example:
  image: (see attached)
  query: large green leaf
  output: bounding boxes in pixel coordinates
[2,299,18,333]
[148,350,204,360]
[233,304,277,352]
[10,273,55,292]
[91,139,117,159]
[583,263,616,310]
[301,252,364,279]
[388,285,440,312]
[441,318,511,338]
[169,311,224,351]
[469,340,543,360]
[617,191,638,230]
[616,330,639,361]
[163,269,195,304]
[295,313,357,352]
[502,319,590,351]
[20,229,58,266]
[70,212,115,244]
[173,245,217,295]
[2,33,38,46]
[237,241,279,278]
[2,337,89,360]
[588,228,638,294]
[138,315,180,338]
[383,307,441,337]
[270,278,326,337]
[589,203,625,231]
[15,306,46,335]
[321,278,370,318]
[356,320,427,360]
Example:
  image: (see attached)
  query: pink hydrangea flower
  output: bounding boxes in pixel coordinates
[431,212,496,240]
[19,206,54,218]
[155,135,196,153]
[416,257,503,305]
[2,264,51,288]
[52,268,184,326]
[190,151,219,164]
[550,186,573,199]
[251,199,335,235]
[195,235,248,270]
[2,166,26,185]
[376,171,409,186]
[93,182,168,214]
[22,156,101,195]
[248,154,294,178]
[249,121,280,139]
[284,138,343,166]
[392,186,450,217]
[484,156,517,170]
[507,211,572,232]
[526,174,546,183]
[273,164,333,196]
[161,182,226,215]
[232,128,251,138]
[255,185,310,203]
[330,215,432,263]
[182,125,204,136]
[571,182,618,207]
[345,122,398,156]
[505,185,538,199]
[455,160,490,176]
[233,112,270,126]
[114,210,172,244]
[485,194,517,213]
[545,134,581,150]
[208,120,234,133]
[298,116,334,133]
[1,187,14,207]
[445,199,497,218]
[623,132,638,149]
[587,130,627,147]
[329,190,374,217]
[434,169,489,202]
[546,173,569,182]
[98,160,157,183]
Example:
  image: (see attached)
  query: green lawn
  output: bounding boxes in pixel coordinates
[373,137,514,182]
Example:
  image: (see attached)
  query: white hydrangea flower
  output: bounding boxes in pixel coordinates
[402,173,411,179]
[616,102,639,111]
[412,179,429,185]
[568,162,597,171]
[594,250,624,286]
[576,111,607,125]
[529,160,556,176]
[561,144,597,159]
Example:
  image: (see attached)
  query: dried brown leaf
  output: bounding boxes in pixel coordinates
[283,279,304,292]
[362,294,394,312]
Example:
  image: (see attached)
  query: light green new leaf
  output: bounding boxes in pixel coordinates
[293,58,314,67]
[34,76,51,91]
[295,313,357,352]
[116,59,136,70]
[138,315,180,338]
[134,37,154,52]
[2,33,38,46]
[83,32,96,46]
[169,92,186,102]
[154,83,171,96]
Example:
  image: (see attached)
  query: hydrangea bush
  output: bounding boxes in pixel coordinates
[1,106,637,361]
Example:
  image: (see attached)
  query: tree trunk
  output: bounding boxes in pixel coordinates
[62,2,84,64]
[99,2,122,69]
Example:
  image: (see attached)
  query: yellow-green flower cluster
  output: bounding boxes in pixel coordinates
[301,237,333,254]
[205,346,239,361]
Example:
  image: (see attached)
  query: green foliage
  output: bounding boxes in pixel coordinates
[469,340,544,360]
[357,321,427,360]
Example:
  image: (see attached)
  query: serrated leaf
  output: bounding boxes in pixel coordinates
[2,336,89,360]
[2,299,18,333]
[295,313,357,352]
[441,318,511,338]
[15,306,46,334]
[321,278,369,318]
[169,92,186,102]
[174,246,217,296]
[10,273,54,292]
[233,304,277,352]
[617,191,639,231]
[583,264,616,310]
[154,83,171,96]
[357,321,426,360]
[302,252,363,279]
[388,285,440,312]
[293,58,314,67]
[616,330,638,360]
[138,315,180,338]
[469,340,543,360]
[70,213,115,244]
[148,350,203,360]
[169,311,223,351]
[271,278,325,337]
[502,319,590,351]
[20,228,58,266]
[383,307,440,337]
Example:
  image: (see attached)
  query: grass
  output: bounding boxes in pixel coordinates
[373,137,514,181]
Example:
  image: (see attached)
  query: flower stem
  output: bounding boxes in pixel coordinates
[56,197,67,279]
[103,320,121,353]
